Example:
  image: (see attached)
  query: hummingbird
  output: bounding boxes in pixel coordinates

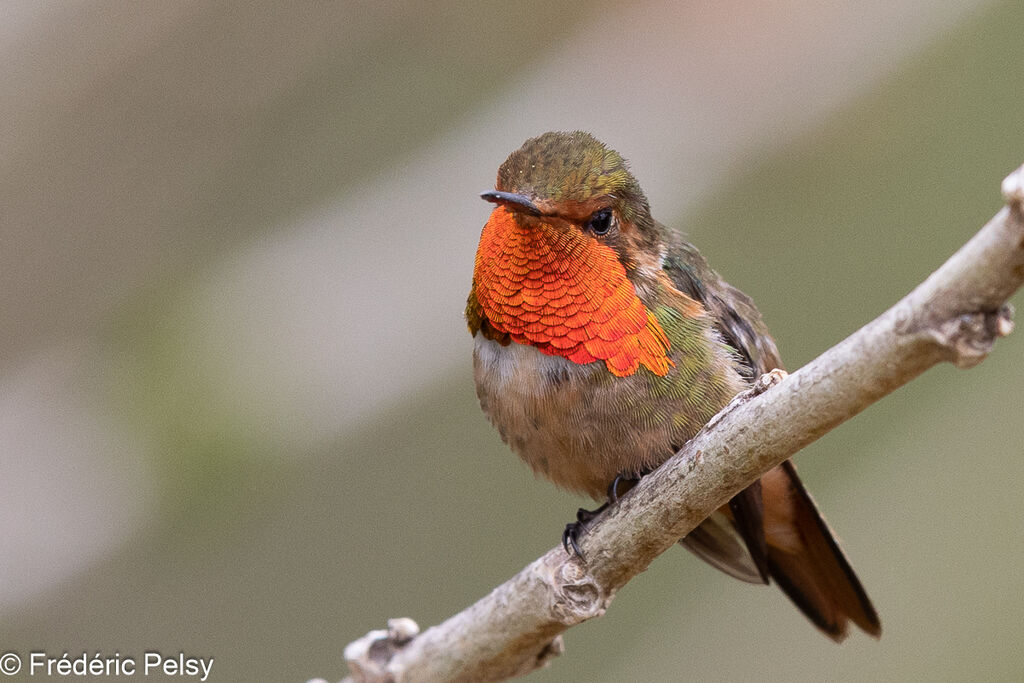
[466,131,880,641]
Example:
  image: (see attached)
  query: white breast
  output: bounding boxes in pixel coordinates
[473,335,582,393]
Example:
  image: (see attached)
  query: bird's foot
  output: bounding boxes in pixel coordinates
[562,473,645,557]
[562,503,608,558]
[607,473,640,503]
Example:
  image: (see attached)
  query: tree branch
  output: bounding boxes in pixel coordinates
[338,164,1024,683]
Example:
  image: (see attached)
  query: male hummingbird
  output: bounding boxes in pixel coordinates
[466,131,880,641]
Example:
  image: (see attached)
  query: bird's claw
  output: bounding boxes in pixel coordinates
[562,474,645,557]
[562,504,607,558]
[562,521,585,557]
[607,473,640,503]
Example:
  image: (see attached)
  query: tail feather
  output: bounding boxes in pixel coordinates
[761,461,881,640]
[682,459,880,641]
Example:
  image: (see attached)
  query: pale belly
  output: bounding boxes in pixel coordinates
[473,336,739,500]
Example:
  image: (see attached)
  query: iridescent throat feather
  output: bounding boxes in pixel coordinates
[468,207,672,377]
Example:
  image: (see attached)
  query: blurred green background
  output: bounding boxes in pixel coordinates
[2,2,1023,681]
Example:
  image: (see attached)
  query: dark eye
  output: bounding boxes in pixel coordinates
[585,209,613,235]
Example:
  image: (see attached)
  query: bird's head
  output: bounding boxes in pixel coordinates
[467,131,676,377]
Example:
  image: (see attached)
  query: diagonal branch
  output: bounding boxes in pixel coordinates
[338,164,1024,683]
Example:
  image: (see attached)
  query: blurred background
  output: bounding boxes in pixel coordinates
[2,1,1023,681]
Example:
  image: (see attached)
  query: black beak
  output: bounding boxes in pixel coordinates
[480,190,541,216]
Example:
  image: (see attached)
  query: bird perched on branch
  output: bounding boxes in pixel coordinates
[466,131,880,641]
